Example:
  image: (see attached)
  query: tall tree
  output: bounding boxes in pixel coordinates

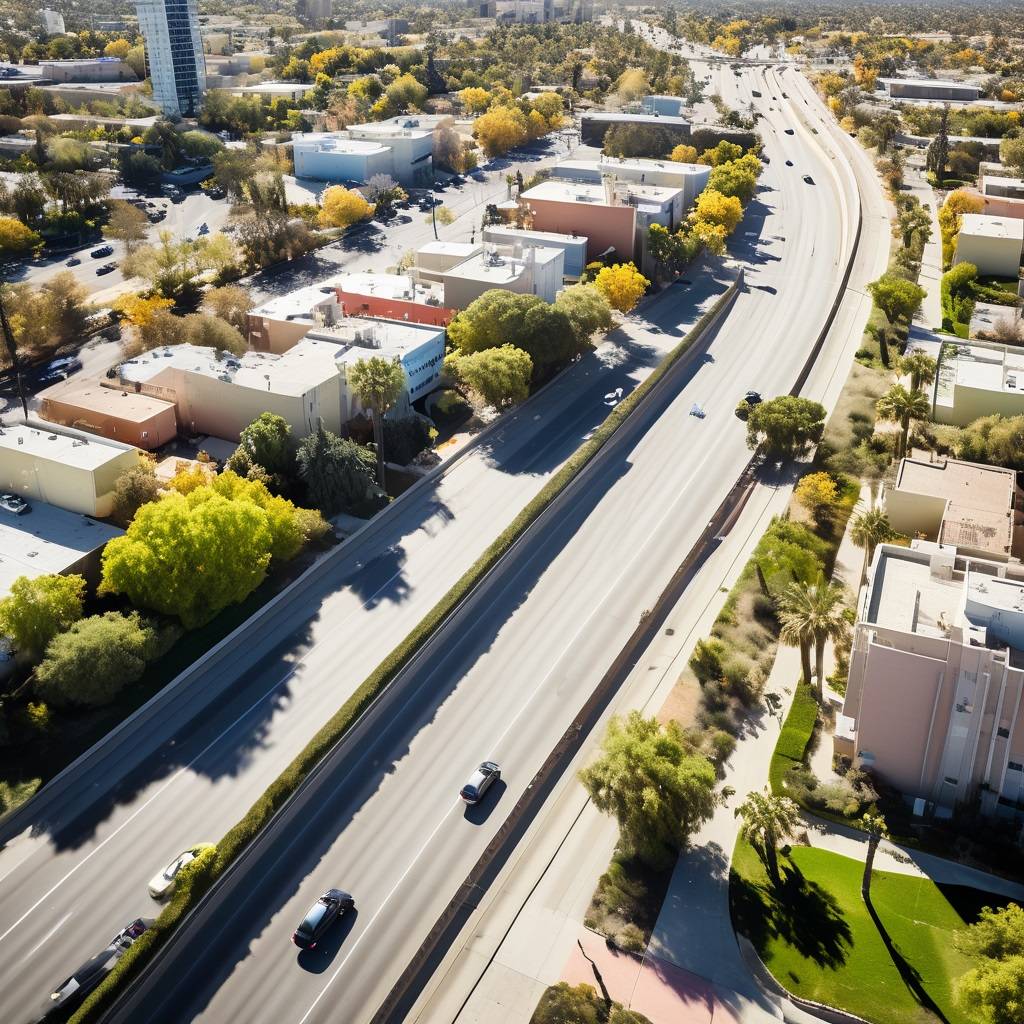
[745,396,826,459]
[103,200,149,257]
[735,788,801,885]
[777,577,849,700]
[296,421,379,515]
[876,384,931,460]
[579,711,717,867]
[850,504,895,584]
[927,103,950,181]
[860,812,888,903]
[955,904,1024,1024]
[898,350,937,393]
[866,275,926,344]
[0,573,85,662]
[348,356,406,489]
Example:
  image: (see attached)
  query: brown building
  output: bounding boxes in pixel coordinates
[38,380,178,451]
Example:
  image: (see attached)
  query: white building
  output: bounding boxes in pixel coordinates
[550,157,710,214]
[440,244,565,308]
[40,9,66,34]
[954,214,1024,278]
[135,0,206,117]
[482,226,588,279]
[641,94,686,117]
[292,124,434,188]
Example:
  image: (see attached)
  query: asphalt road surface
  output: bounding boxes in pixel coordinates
[88,72,853,1024]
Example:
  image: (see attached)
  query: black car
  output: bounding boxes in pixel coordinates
[803,174,815,185]
[784,128,795,135]
[90,245,113,259]
[96,263,117,275]
[41,919,150,1020]
[460,761,501,805]
[292,889,354,949]
[744,390,762,406]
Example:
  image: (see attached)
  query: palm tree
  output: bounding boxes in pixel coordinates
[777,577,850,701]
[348,355,406,489]
[860,812,888,904]
[898,351,937,393]
[735,788,801,885]
[876,384,931,460]
[850,504,895,584]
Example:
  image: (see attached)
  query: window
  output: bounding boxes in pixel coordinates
[943,776,959,785]
[998,727,1010,739]
[1007,761,1023,772]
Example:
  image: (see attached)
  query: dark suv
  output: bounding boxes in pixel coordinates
[292,889,354,949]
[460,761,501,804]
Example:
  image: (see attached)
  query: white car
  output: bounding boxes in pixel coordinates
[148,843,214,900]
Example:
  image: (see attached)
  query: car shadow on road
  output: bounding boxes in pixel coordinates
[296,908,359,973]
[463,780,507,825]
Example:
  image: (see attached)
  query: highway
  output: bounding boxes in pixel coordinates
[91,70,855,1024]
[0,248,729,1023]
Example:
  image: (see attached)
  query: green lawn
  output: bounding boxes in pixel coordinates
[730,840,1011,1024]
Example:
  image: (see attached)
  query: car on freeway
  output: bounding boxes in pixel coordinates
[96,262,117,275]
[802,174,815,185]
[89,245,113,259]
[460,761,501,804]
[148,843,215,900]
[65,257,80,266]
[39,919,151,1021]
[292,889,355,949]
[784,128,795,135]
[785,159,793,166]
[734,391,763,421]
[0,493,30,515]
[449,174,466,186]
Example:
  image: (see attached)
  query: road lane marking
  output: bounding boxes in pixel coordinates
[21,911,73,963]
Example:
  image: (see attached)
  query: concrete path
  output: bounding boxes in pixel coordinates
[905,164,944,331]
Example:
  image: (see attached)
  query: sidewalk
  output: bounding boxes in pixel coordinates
[905,164,943,331]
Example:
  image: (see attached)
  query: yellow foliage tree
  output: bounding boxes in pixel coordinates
[114,292,175,328]
[530,93,564,127]
[670,144,699,164]
[794,472,839,523]
[319,186,374,228]
[614,68,649,103]
[0,215,41,256]
[166,461,212,495]
[593,263,649,313]
[692,189,743,235]
[526,108,549,140]
[473,106,529,157]
[104,39,131,60]
[458,87,492,114]
[690,220,728,256]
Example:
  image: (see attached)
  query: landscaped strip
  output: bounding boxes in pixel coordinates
[768,680,818,795]
[70,277,742,1024]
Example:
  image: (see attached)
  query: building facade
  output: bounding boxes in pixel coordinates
[932,340,1024,427]
[954,213,1024,278]
[135,0,206,116]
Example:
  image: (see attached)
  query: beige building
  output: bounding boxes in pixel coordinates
[38,379,178,450]
[0,422,140,518]
[439,244,565,308]
[953,213,1024,278]
[837,542,1024,819]
[884,454,1021,562]
[933,339,1024,426]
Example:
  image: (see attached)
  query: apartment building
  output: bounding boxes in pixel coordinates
[953,213,1024,278]
[135,0,207,116]
[933,340,1024,427]
[837,541,1024,820]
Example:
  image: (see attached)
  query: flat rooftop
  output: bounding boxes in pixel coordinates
[233,82,312,95]
[966,570,1024,617]
[959,213,1024,241]
[866,547,965,637]
[335,271,445,304]
[879,77,981,91]
[482,226,587,244]
[444,246,562,285]
[417,241,480,258]
[249,281,341,322]
[293,134,389,155]
[599,155,707,176]
[939,342,1024,399]
[306,318,443,363]
[983,175,1024,194]
[38,380,174,421]
[351,114,449,132]
[0,423,134,470]
[0,502,121,595]
[521,179,680,206]
[582,111,689,127]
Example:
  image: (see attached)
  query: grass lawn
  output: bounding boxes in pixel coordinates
[730,840,1012,1024]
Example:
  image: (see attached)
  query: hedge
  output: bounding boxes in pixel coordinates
[768,681,818,795]
[71,277,742,1024]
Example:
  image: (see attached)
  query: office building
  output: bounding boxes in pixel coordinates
[136,0,207,117]
[933,340,1024,427]
[953,213,1024,278]
[481,226,588,279]
[879,77,982,102]
[439,244,564,308]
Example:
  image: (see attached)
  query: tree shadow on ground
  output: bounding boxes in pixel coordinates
[731,859,852,971]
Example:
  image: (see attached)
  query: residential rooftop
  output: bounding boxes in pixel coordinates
[0,501,121,595]
[481,225,587,244]
[521,179,681,207]
[935,342,1024,407]
[443,245,562,286]
[417,241,480,259]
[292,133,390,156]
[0,422,135,470]
[349,114,451,133]
[866,546,964,637]
[37,380,173,420]
[249,281,342,322]
[959,213,1024,241]
[878,77,981,91]
[335,271,446,305]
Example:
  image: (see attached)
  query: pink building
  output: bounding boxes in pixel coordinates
[836,541,1024,820]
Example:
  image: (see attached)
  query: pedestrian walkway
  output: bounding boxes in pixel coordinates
[905,165,944,331]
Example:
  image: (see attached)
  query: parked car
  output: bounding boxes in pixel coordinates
[90,245,113,259]
[0,493,30,515]
[65,257,81,267]
[292,889,354,949]
[460,761,501,804]
[148,843,215,900]
[96,263,117,275]
[40,919,151,1020]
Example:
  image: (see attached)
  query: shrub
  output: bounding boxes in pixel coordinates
[689,637,727,683]
[617,922,646,952]
[382,416,435,466]
[710,730,737,764]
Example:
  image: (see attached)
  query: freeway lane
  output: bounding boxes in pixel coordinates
[0,270,730,1023]
[101,80,853,1024]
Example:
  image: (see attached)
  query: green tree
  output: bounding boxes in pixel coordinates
[745,396,826,459]
[103,200,149,257]
[955,904,1024,1024]
[554,284,614,346]
[860,812,888,903]
[447,289,578,377]
[348,356,406,488]
[867,274,926,343]
[446,345,533,409]
[111,463,161,526]
[849,504,895,584]
[34,612,173,708]
[530,982,603,1024]
[0,573,85,662]
[927,103,950,180]
[100,491,276,628]
[707,159,759,202]
[898,350,937,393]
[735,788,800,885]
[876,384,931,460]
[229,412,294,479]
[896,201,932,250]
[579,711,717,867]
[1000,135,1024,177]
[296,422,379,516]
[777,577,849,700]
